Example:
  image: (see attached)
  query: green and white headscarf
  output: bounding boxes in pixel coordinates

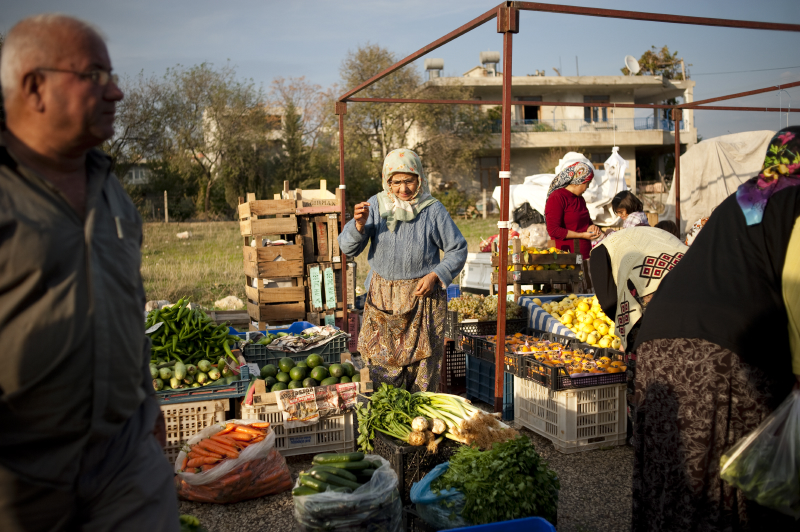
[377,148,438,232]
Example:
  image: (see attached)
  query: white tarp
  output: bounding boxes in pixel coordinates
[492,150,629,227]
[662,130,775,235]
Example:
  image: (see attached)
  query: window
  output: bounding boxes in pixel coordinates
[516,96,542,123]
[589,153,606,170]
[584,96,609,123]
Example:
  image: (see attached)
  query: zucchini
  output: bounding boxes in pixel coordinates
[308,470,362,490]
[312,452,364,464]
[299,474,329,492]
[308,465,358,482]
[320,460,372,471]
[332,487,352,493]
[356,468,375,479]
[292,486,319,497]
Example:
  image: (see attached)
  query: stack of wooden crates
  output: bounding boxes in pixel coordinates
[239,181,356,330]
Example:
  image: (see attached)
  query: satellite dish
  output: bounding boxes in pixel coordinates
[625,55,640,75]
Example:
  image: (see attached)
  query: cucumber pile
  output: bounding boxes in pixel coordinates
[293,453,378,496]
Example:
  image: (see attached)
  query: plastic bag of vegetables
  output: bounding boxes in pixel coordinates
[174,419,293,503]
[411,462,471,530]
[720,389,800,518]
[293,454,401,532]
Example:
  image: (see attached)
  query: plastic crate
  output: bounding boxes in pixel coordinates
[243,334,347,370]
[466,327,579,375]
[160,398,230,464]
[402,506,438,532]
[240,400,354,457]
[514,376,627,454]
[446,284,461,302]
[444,310,528,346]
[442,340,466,395]
[371,432,462,505]
[156,365,251,404]
[465,354,514,421]
[519,350,626,392]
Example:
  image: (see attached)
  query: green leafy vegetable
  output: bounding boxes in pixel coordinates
[432,436,559,525]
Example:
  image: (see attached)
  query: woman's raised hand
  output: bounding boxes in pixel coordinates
[354,201,370,232]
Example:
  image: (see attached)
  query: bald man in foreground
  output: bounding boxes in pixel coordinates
[0,14,179,531]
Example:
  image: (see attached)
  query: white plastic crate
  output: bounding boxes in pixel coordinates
[161,398,229,464]
[240,401,355,457]
[514,376,626,454]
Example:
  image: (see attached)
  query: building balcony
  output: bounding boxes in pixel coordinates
[490,117,687,134]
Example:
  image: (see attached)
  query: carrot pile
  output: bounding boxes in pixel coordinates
[176,421,294,503]
[179,422,270,473]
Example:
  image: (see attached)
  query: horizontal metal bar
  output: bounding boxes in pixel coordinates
[688,106,800,112]
[347,97,675,109]
[516,2,800,32]
[347,97,499,105]
[337,5,499,102]
[681,80,800,108]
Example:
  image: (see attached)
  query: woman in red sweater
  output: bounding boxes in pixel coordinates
[544,162,601,258]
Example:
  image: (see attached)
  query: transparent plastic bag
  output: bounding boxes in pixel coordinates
[174,419,293,503]
[293,454,401,532]
[410,462,471,530]
[720,389,800,518]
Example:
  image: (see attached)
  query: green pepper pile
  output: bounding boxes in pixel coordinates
[146,298,242,392]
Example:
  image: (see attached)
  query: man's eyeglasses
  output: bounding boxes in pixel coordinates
[37,68,119,87]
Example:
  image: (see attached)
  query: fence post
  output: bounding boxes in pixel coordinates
[482,188,487,219]
[164,190,169,223]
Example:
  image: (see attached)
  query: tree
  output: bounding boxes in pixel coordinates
[159,62,269,213]
[275,98,311,187]
[338,43,491,203]
[621,45,684,80]
[102,71,167,180]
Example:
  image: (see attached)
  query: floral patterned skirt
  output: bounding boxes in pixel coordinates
[357,272,445,392]
[632,338,797,532]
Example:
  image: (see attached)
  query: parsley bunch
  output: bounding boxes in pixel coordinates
[431,436,559,525]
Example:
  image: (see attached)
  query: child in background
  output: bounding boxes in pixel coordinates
[655,220,680,239]
[612,191,649,228]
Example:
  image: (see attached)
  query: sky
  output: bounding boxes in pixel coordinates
[4,0,800,139]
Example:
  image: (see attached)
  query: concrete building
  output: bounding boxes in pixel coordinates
[423,54,697,194]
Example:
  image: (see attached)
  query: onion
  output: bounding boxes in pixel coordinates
[411,416,429,432]
[431,418,447,435]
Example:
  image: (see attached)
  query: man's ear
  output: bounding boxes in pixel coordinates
[19,71,46,113]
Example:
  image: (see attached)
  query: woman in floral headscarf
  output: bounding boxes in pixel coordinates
[544,162,602,259]
[629,126,800,531]
[338,149,468,392]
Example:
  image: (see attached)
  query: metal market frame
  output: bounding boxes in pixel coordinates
[333,2,800,413]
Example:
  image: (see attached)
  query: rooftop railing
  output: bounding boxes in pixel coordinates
[491,117,687,133]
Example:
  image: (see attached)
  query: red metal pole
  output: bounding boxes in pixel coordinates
[516,2,800,32]
[338,5,499,101]
[680,80,800,108]
[336,102,348,331]
[673,108,682,230]
[495,4,518,416]
[346,99,800,113]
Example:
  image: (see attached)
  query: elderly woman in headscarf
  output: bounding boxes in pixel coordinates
[544,162,602,259]
[629,127,800,531]
[338,148,468,392]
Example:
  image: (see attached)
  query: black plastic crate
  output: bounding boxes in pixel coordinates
[402,506,437,532]
[371,431,462,505]
[444,310,528,348]
[519,354,627,391]
[242,335,347,370]
[442,340,466,395]
[465,354,514,421]
[465,327,579,373]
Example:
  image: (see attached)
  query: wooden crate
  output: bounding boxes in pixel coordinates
[243,243,305,280]
[243,239,307,329]
[305,262,356,312]
[298,214,341,264]
[238,193,298,237]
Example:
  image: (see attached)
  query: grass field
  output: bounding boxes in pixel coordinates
[141,216,499,308]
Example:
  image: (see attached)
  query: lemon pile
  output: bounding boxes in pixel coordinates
[532,294,622,350]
